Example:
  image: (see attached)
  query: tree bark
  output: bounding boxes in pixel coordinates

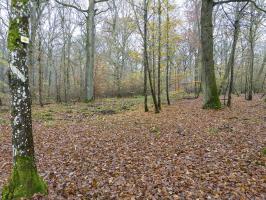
[85,0,95,102]
[144,53,149,112]
[255,52,266,92]
[166,0,170,105]
[144,0,159,113]
[28,1,38,88]
[200,0,221,109]
[2,0,47,199]
[246,7,255,101]
[38,36,43,107]
[157,0,162,110]
[227,18,240,107]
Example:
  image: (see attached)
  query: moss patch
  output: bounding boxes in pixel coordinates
[11,0,29,7]
[208,127,219,135]
[0,117,8,125]
[7,19,20,51]
[2,156,47,200]
[8,0,30,51]
[262,147,266,156]
[203,97,221,109]
[33,111,54,121]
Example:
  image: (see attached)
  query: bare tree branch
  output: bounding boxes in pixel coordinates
[213,0,266,13]
[54,0,88,12]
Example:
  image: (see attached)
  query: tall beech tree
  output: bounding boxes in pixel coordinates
[2,0,47,199]
[200,0,221,109]
[55,0,107,102]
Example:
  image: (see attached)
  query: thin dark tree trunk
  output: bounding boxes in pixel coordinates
[144,57,149,112]
[247,21,254,100]
[144,0,159,113]
[166,0,170,105]
[48,70,51,98]
[38,37,43,107]
[152,0,156,94]
[227,4,243,106]
[157,0,162,110]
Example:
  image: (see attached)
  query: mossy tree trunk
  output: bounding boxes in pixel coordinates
[200,0,221,109]
[2,0,47,199]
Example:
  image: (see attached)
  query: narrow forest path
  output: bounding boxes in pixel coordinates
[0,96,265,199]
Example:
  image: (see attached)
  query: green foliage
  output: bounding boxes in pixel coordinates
[2,156,47,200]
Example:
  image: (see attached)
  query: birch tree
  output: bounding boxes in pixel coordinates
[2,0,47,199]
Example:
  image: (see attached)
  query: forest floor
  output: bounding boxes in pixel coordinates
[0,95,265,199]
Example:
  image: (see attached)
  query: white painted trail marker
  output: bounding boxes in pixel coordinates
[10,65,26,82]
[20,36,29,44]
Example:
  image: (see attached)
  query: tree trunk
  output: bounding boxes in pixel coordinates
[28,1,38,89]
[2,0,47,199]
[246,8,255,101]
[227,19,240,107]
[227,5,242,107]
[144,53,149,112]
[200,0,221,109]
[247,38,254,101]
[48,70,52,98]
[255,52,266,92]
[67,36,71,101]
[166,0,170,105]
[38,37,43,107]
[85,0,95,102]
[157,0,162,110]
[144,0,159,113]
[152,0,156,94]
